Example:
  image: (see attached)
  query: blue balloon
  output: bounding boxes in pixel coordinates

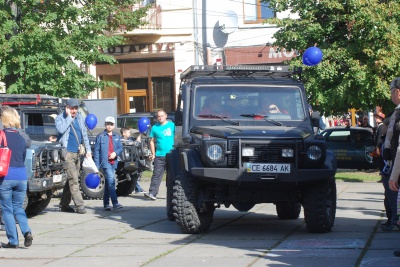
[302,47,323,66]
[138,117,150,133]
[85,173,100,189]
[85,114,97,130]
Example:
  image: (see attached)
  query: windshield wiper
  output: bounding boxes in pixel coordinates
[239,114,282,126]
[198,114,240,126]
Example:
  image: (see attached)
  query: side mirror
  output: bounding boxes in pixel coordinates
[175,110,182,126]
[310,111,321,128]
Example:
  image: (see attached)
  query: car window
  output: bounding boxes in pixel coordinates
[353,130,373,143]
[124,117,141,129]
[326,130,351,142]
[117,118,123,127]
[24,112,58,136]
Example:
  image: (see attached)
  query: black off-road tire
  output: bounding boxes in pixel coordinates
[302,178,337,233]
[166,152,178,221]
[23,193,29,210]
[232,202,255,212]
[172,171,215,233]
[79,169,105,200]
[116,173,138,196]
[276,201,301,219]
[26,191,52,216]
[166,168,176,221]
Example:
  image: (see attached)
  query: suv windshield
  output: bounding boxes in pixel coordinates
[194,85,306,121]
[23,111,58,137]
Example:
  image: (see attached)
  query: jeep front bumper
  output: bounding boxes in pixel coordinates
[28,173,67,192]
[191,166,336,185]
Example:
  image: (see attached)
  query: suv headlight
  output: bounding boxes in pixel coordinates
[307,145,322,160]
[207,144,222,161]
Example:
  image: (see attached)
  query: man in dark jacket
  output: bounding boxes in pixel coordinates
[94,116,123,211]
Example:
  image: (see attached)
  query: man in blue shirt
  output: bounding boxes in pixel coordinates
[144,110,175,200]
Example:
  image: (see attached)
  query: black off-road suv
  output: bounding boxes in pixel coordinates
[166,65,337,234]
[0,94,68,216]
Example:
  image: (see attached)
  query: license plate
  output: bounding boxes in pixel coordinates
[53,174,62,183]
[246,163,290,173]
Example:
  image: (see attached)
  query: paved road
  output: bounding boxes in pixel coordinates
[0,181,399,267]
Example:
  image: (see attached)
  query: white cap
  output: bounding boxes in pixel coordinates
[105,116,115,124]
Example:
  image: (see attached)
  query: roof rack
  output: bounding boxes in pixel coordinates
[0,94,61,108]
[180,65,302,80]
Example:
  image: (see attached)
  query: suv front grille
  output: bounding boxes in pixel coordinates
[245,143,296,164]
[227,140,239,167]
[38,149,64,171]
[227,140,305,168]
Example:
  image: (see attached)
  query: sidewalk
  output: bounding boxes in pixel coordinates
[0,181,399,267]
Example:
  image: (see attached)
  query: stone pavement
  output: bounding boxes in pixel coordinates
[0,181,399,267]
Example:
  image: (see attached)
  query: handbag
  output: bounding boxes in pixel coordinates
[82,157,99,174]
[70,122,86,156]
[0,130,12,177]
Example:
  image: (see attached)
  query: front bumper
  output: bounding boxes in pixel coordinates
[28,173,67,192]
[191,165,336,185]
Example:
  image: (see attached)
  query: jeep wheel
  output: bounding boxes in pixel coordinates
[26,191,52,216]
[116,173,138,196]
[166,154,178,221]
[23,193,28,210]
[232,202,255,212]
[302,178,337,233]
[276,202,301,219]
[172,171,215,233]
[79,169,105,200]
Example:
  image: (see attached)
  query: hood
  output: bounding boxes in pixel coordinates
[191,126,312,139]
[31,140,64,149]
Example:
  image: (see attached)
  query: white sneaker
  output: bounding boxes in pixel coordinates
[144,193,157,200]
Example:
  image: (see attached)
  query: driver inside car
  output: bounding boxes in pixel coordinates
[199,94,231,118]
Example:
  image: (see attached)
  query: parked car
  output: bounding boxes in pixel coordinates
[320,127,377,170]
[166,65,337,234]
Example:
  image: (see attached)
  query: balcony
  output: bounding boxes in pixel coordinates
[138,4,162,30]
[117,4,162,34]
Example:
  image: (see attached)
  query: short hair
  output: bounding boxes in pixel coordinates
[157,109,167,115]
[1,106,21,128]
[120,127,130,135]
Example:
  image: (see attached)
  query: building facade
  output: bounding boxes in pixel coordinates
[88,0,296,115]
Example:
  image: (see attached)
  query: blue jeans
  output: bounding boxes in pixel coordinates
[382,174,399,225]
[102,163,118,207]
[0,179,31,246]
[149,156,166,197]
[134,171,144,193]
[135,181,144,192]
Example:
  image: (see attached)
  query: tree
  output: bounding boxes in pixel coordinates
[265,0,400,115]
[0,0,149,97]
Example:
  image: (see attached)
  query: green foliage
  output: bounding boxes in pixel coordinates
[264,0,400,115]
[0,0,148,97]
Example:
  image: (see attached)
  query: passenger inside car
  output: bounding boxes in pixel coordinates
[258,95,288,115]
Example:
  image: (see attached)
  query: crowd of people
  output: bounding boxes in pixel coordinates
[0,89,399,256]
[0,99,175,249]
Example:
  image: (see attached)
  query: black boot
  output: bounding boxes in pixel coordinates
[24,232,33,247]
